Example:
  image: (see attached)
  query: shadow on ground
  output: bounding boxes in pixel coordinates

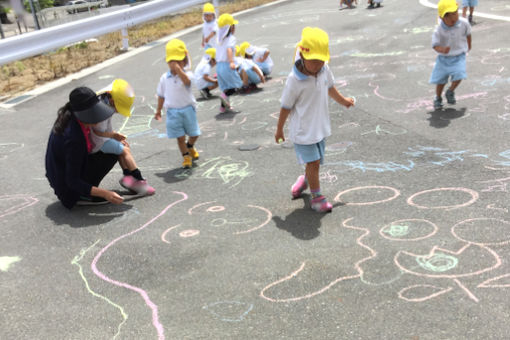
[427,107,466,128]
[272,194,345,240]
[45,201,133,228]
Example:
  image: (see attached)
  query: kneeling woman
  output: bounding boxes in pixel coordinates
[45,87,126,208]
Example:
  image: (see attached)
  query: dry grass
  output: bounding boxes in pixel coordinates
[0,0,277,101]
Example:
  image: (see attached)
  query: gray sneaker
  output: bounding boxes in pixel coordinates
[433,96,443,110]
[445,89,456,104]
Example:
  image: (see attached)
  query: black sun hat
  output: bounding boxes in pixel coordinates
[69,87,115,124]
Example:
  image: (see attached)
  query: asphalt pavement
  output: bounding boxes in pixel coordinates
[2,0,510,338]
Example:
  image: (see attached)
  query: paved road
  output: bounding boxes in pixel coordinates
[2,0,510,338]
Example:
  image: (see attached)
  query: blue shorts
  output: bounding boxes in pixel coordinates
[429,53,467,85]
[255,61,272,75]
[100,138,124,155]
[462,0,477,7]
[246,69,262,85]
[294,139,326,165]
[217,62,243,91]
[166,105,201,138]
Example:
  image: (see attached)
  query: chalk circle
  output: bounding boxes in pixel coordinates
[416,253,458,273]
[326,141,353,151]
[241,122,268,131]
[179,229,200,238]
[211,218,226,227]
[452,218,510,245]
[380,219,438,241]
[407,187,479,210]
[334,186,400,206]
[238,144,260,151]
[207,206,225,213]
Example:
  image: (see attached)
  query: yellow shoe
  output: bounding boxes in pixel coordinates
[189,147,199,160]
[182,155,192,168]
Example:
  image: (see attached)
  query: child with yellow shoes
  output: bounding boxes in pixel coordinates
[94,79,155,195]
[154,39,201,169]
[275,27,354,213]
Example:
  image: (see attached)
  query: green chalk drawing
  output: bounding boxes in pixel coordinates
[71,240,128,340]
[382,224,410,237]
[416,252,458,273]
[0,256,21,272]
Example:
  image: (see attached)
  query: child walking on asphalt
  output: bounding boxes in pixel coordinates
[430,0,472,110]
[154,39,201,169]
[275,27,354,213]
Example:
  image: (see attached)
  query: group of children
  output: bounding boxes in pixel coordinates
[58,0,472,213]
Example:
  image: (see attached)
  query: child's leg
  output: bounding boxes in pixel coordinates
[177,136,189,155]
[462,6,468,17]
[436,83,446,98]
[305,160,321,196]
[449,80,461,92]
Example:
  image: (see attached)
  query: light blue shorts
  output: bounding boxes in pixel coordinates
[429,53,467,85]
[166,105,201,138]
[200,81,216,90]
[294,139,326,165]
[100,138,124,155]
[217,62,243,91]
[255,61,272,75]
[462,0,477,7]
[246,69,262,85]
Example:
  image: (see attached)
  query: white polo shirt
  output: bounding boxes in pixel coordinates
[194,59,212,90]
[432,18,471,56]
[157,70,196,110]
[202,20,218,47]
[216,35,236,63]
[253,47,273,69]
[280,63,334,145]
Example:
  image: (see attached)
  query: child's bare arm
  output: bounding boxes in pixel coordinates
[328,87,354,108]
[275,108,291,143]
[227,48,236,70]
[253,65,265,83]
[170,62,191,86]
[205,31,216,43]
[154,96,165,121]
[467,34,472,51]
[203,74,217,83]
[433,45,450,54]
[93,129,126,141]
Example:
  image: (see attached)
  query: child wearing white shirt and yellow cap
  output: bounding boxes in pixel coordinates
[154,39,201,169]
[275,27,355,213]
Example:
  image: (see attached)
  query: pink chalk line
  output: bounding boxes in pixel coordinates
[260,218,376,302]
[91,192,188,340]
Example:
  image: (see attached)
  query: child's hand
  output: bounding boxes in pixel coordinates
[275,131,285,144]
[169,61,181,73]
[230,61,236,70]
[154,111,162,121]
[344,97,355,108]
[112,132,126,141]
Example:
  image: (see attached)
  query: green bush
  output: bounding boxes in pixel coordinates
[24,0,55,12]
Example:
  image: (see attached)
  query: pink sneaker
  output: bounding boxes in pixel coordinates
[119,175,136,191]
[120,175,155,195]
[310,195,333,213]
[219,92,230,108]
[291,175,308,199]
[130,180,156,196]
[219,106,226,113]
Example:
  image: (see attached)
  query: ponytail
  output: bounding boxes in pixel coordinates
[52,102,73,135]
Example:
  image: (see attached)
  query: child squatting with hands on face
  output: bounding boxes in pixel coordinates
[155,39,201,169]
[275,27,355,213]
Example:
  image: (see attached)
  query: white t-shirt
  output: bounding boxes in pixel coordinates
[90,118,113,153]
[432,18,471,56]
[216,35,236,63]
[194,60,212,90]
[202,20,218,47]
[253,47,273,69]
[157,70,196,110]
[280,63,334,145]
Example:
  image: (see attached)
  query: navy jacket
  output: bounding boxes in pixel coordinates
[45,117,92,209]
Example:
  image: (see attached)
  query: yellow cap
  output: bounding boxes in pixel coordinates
[437,0,458,18]
[217,13,238,28]
[110,79,134,117]
[203,2,215,14]
[205,47,216,60]
[165,39,188,62]
[297,27,330,62]
[238,41,251,57]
